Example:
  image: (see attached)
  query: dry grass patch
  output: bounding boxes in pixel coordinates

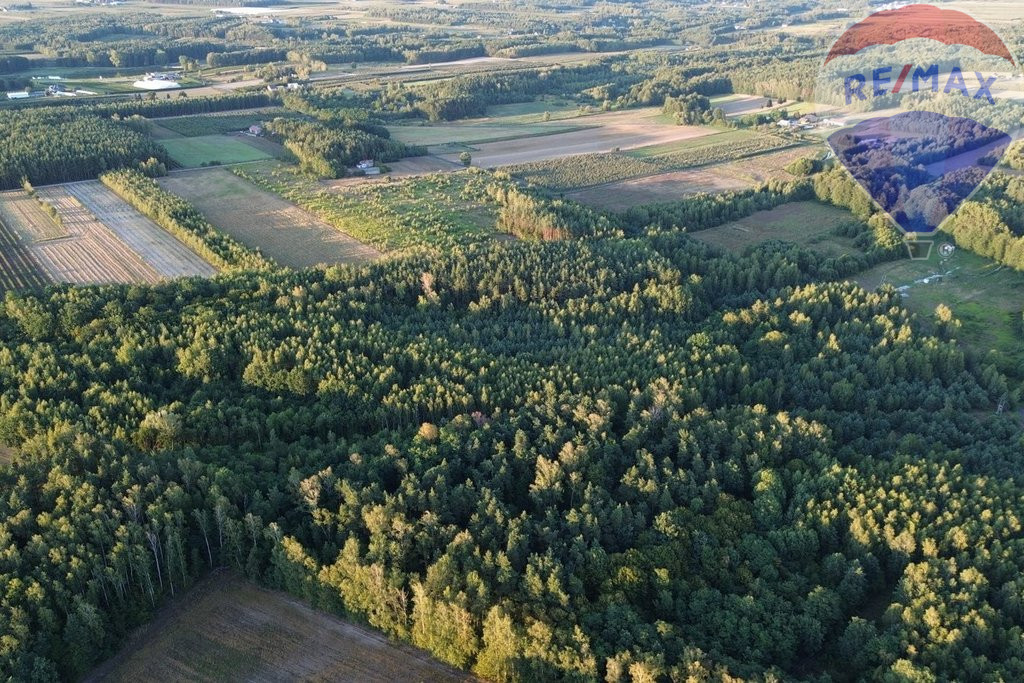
[159,168,381,268]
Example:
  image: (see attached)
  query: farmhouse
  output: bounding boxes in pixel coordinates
[249,125,264,136]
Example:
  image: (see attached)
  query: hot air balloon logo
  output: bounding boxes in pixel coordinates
[815,5,1020,254]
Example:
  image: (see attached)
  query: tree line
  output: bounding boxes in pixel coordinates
[100,169,272,272]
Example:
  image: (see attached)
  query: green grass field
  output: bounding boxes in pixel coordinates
[483,98,583,123]
[155,110,291,138]
[692,201,861,257]
[855,244,1024,379]
[161,136,275,168]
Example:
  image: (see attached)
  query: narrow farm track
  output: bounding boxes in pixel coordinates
[63,182,217,279]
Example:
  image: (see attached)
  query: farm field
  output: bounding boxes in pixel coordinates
[61,182,217,279]
[161,135,277,168]
[236,161,499,252]
[0,213,50,292]
[86,572,472,683]
[26,187,162,286]
[567,167,751,209]
[0,183,216,288]
[691,201,862,257]
[0,190,67,241]
[449,114,718,168]
[566,146,822,209]
[387,120,585,147]
[483,97,585,122]
[152,109,292,138]
[158,169,381,268]
[507,132,801,191]
[855,242,1024,377]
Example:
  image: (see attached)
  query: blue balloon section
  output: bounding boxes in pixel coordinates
[827,111,1010,234]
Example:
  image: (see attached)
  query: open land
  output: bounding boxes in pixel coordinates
[159,168,381,267]
[161,134,279,168]
[0,184,215,289]
[691,201,862,257]
[446,112,717,167]
[86,571,473,683]
[855,241,1024,376]
[62,182,217,279]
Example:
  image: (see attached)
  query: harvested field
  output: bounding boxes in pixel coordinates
[2,183,218,287]
[0,446,13,466]
[28,188,162,286]
[443,113,717,167]
[61,182,217,279]
[159,168,381,268]
[0,216,49,292]
[86,571,474,683]
[0,190,67,241]
[691,201,860,256]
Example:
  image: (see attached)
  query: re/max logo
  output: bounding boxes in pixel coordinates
[844,65,996,105]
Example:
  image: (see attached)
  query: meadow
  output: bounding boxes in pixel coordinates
[691,201,862,256]
[855,242,1024,379]
[161,135,277,168]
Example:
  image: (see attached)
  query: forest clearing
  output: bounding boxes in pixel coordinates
[691,201,862,256]
[86,572,473,683]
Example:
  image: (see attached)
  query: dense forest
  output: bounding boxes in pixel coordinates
[0,229,1021,681]
[0,108,167,190]
[0,3,1022,682]
[264,118,419,178]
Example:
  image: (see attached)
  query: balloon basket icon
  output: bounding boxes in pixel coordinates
[903,235,934,261]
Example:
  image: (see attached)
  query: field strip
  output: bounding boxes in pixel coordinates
[30,187,161,286]
[62,181,218,279]
[0,215,51,291]
[443,121,719,167]
[159,168,381,268]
